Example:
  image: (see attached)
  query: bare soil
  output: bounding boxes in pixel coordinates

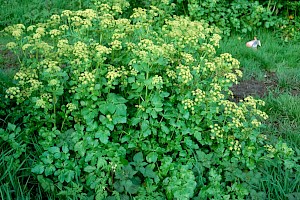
[230,72,278,102]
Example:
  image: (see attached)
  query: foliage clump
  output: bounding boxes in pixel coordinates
[1,0,298,199]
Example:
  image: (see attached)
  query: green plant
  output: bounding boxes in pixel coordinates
[2,0,299,199]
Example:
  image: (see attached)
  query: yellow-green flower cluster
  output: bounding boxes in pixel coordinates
[152,75,163,88]
[205,62,216,72]
[6,42,17,50]
[130,8,147,21]
[79,71,96,86]
[66,103,77,112]
[192,89,205,103]
[182,99,195,111]
[48,79,60,87]
[181,52,195,65]
[166,69,177,80]
[49,29,61,38]
[40,59,61,73]
[110,40,122,50]
[35,98,46,108]
[5,87,21,99]
[106,66,123,85]
[200,43,216,56]
[209,82,224,101]
[224,72,238,84]
[229,139,241,154]
[57,39,71,56]
[4,24,25,39]
[176,64,193,84]
[163,16,209,48]
[209,34,222,47]
[210,124,224,139]
[73,41,89,61]
[264,144,276,154]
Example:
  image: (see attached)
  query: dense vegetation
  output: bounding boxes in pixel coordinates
[0,0,299,199]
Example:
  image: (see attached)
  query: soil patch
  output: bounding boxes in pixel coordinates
[230,72,277,102]
[0,45,19,69]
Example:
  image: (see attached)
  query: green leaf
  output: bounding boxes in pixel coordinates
[95,129,110,144]
[64,170,75,183]
[74,141,85,157]
[84,166,96,173]
[97,157,107,169]
[45,165,56,176]
[32,164,45,174]
[7,123,16,132]
[107,93,127,104]
[146,152,158,163]
[133,152,143,163]
[48,146,60,154]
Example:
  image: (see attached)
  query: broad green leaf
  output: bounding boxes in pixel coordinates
[32,164,45,174]
[146,152,158,163]
[133,152,143,163]
[7,123,16,132]
[45,165,56,176]
[84,166,96,173]
[64,170,75,183]
[95,129,110,144]
[48,146,60,154]
[74,141,85,157]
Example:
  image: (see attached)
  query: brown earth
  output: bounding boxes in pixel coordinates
[230,72,278,102]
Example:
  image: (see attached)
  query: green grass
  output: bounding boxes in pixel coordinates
[0,0,93,29]
[219,30,300,199]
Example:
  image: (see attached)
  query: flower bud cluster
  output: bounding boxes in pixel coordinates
[40,59,61,73]
[209,34,222,47]
[176,64,193,84]
[57,39,71,56]
[49,29,61,38]
[229,139,241,154]
[130,8,147,21]
[192,89,205,103]
[182,99,195,111]
[4,24,25,39]
[66,103,77,112]
[73,41,89,61]
[181,52,195,65]
[79,71,96,86]
[166,69,177,80]
[110,40,122,50]
[5,87,21,99]
[6,42,17,50]
[135,104,145,111]
[200,43,216,56]
[210,124,223,139]
[152,75,163,88]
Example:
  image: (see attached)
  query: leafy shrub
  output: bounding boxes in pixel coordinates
[2,0,299,199]
[187,0,286,35]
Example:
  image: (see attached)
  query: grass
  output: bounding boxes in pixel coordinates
[219,30,300,199]
[0,1,300,199]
